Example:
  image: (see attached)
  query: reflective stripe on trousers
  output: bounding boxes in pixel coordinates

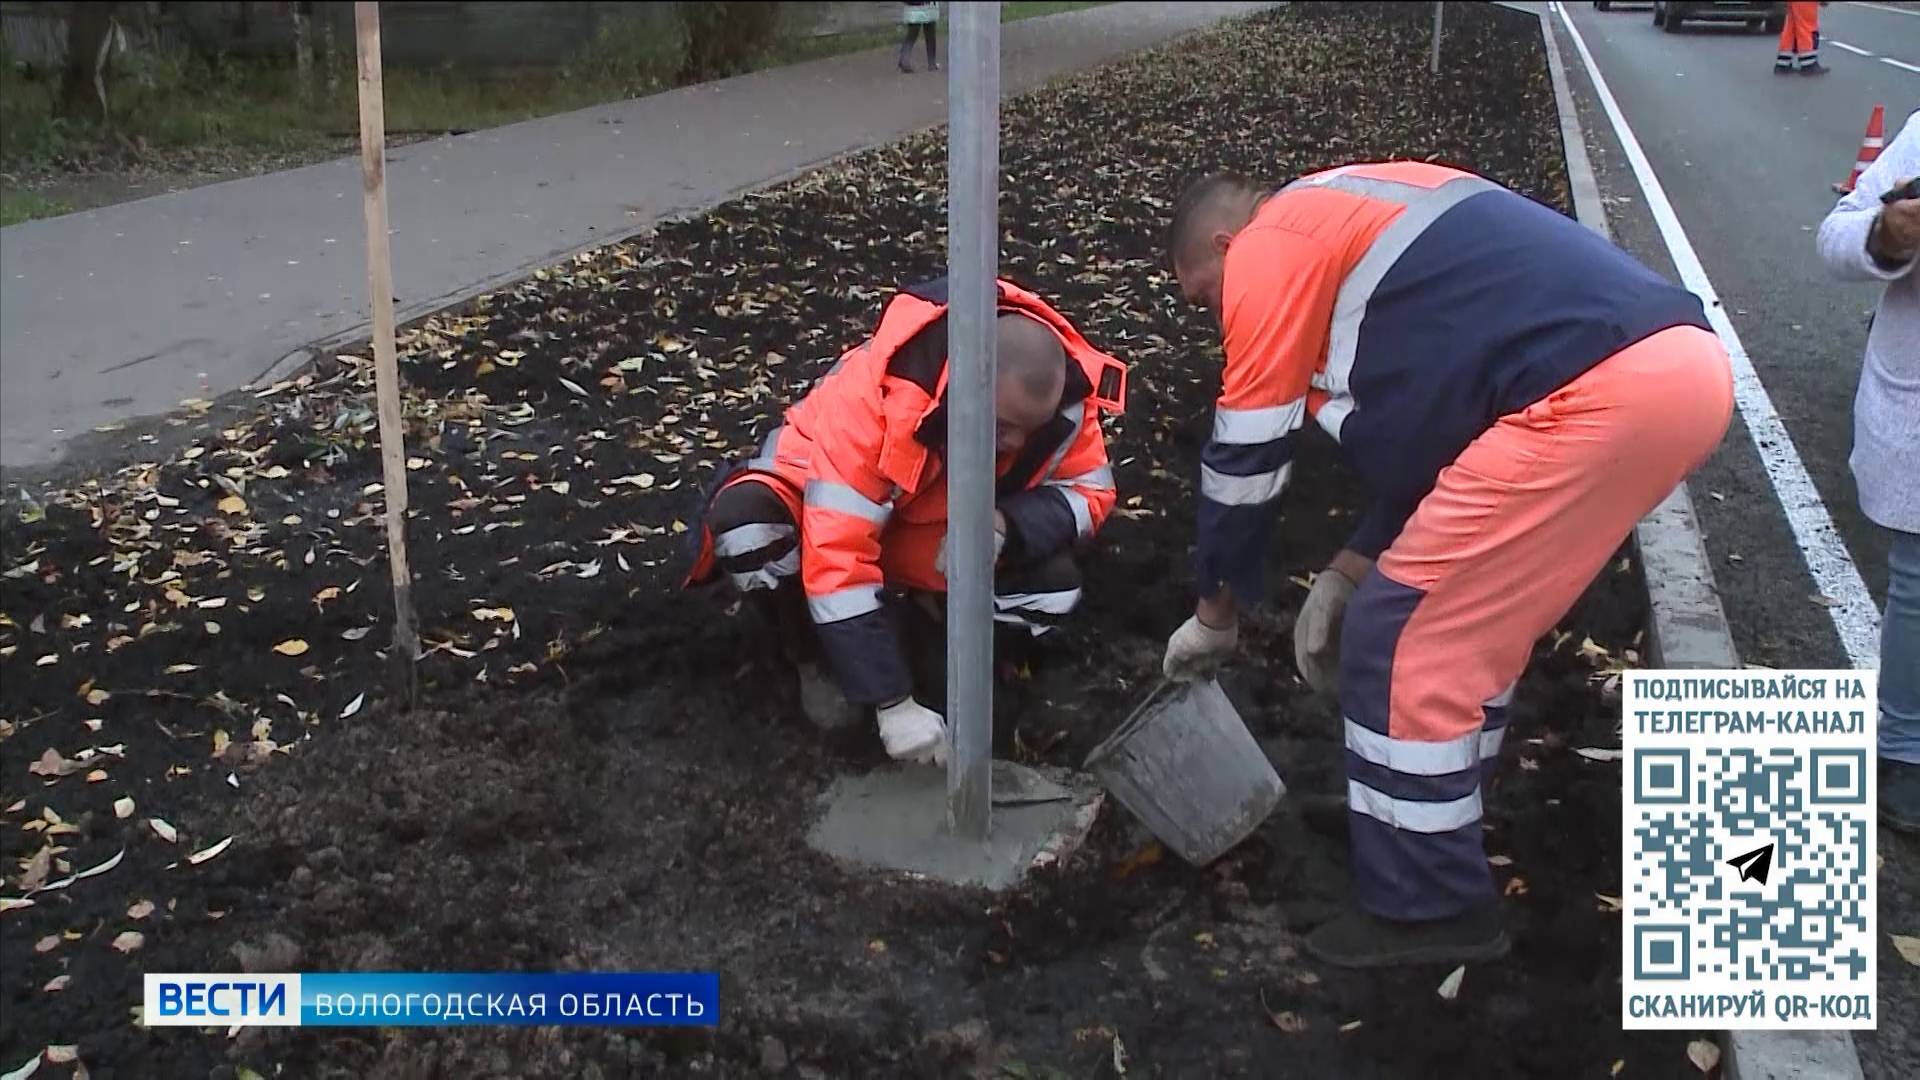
[993,586,1083,636]
[715,517,800,593]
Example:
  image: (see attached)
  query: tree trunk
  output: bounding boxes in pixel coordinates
[292,1,313,93]
[59,2,118,119]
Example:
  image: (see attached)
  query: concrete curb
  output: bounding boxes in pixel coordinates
[1532,6,1863,1079]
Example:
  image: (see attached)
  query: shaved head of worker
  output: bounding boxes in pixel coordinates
[1168,171,1269,319]
[994,312,1068,454]
[684,278,1126,773]
[1158,163,1732,969]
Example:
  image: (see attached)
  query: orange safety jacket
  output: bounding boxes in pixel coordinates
[691,277,1126,706]
[1195,161,1708,605]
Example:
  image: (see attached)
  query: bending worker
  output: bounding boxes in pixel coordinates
[687,278,1126,766]
[1160,162,1732,968]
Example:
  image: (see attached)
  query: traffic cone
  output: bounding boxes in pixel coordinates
[1832,104,1885,195]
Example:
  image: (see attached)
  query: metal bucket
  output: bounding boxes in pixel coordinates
[1083,678,1285,865]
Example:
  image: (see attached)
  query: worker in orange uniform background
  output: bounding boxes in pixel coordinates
[686,278,1125,765]
[1776,1,1826,75]
[1160,163,1733,968]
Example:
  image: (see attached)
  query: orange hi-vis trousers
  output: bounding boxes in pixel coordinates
[1337,325,1733,920]
[1777,1,1821,70]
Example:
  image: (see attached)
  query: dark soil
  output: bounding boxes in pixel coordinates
[3,4,1709,1077]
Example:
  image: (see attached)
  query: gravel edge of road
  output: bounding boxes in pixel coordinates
[1533,5,1869,1079]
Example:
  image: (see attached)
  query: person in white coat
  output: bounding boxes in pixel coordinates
[1818,108,1920,833]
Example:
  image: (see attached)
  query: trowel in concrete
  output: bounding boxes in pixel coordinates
[991,760,1074,806]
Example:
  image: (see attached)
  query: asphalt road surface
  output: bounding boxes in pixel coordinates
[1558,0,1917,668]
[1550,4,1918,1076]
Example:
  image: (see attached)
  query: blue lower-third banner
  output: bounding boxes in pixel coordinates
[143,972,720,1027]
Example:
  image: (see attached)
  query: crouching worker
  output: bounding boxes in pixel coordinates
[1160,163,1734,968]
[686,278,1126,766]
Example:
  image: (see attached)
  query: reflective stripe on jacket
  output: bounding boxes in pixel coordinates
[1197,161,1709,603]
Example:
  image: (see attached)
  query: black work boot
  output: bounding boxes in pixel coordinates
[795,660,864,732]
[1305,906,1510,969]
[1882,760,1920,836]
[749,588,863,731]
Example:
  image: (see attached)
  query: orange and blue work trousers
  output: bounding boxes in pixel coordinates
[1338,325,1733,920]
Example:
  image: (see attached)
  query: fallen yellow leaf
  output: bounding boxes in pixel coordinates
[113,797,135,819]
[111,930,145,954]
[128,899,154,920]
[1892,934,1920,967]
[148,818,178,843]
[188,836,234,865]
[272,639,310,656]
[217,495,248,515]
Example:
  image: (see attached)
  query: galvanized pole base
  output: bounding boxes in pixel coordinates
[944,2,1000,842]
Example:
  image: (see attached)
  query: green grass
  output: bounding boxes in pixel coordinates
[0,0,1113,225]
[1000,1,1112,20]
[0,189,71,227]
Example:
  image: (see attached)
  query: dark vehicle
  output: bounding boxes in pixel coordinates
[1644,0,1788,33]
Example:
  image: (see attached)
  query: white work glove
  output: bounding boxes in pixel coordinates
[1293,569,1357,694]
[1162,614,1238,681]
[935,525,1006,577]
[876,698,949,766]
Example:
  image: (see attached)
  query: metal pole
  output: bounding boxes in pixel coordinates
[945,1,999,842]
[1430,2,1444,75]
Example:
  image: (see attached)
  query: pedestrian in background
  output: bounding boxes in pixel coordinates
[899,2,939,74]
[1775,1,1826,75]
[1817,108,1920,833]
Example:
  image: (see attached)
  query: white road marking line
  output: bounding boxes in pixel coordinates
[1881,56,1920,72]
[1553,2,1881,668]
[1828,40,1875,56]
[1849,1,1920,16]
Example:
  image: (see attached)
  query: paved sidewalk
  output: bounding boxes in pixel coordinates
[0,2,1266,474]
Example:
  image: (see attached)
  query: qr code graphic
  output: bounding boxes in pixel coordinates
[1630,748,1870,981]
[1622,671,1877,1030]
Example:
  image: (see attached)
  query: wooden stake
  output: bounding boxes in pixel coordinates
[354,1,420,707]
[1431,2,1444,75]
